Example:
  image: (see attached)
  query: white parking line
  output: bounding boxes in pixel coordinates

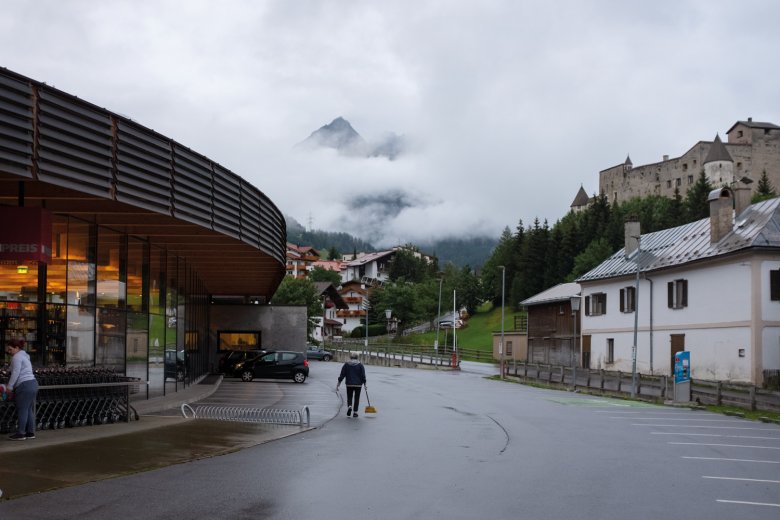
[704,476,780,484]
[634,424,779,431]
[618,417,746,422]
[683,456,780,464]
[652,432,780,440]
[595,411,695,414]
[670,442,780,450]
[716,499,780,508]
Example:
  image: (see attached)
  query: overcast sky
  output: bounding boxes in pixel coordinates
[3,1,779,247]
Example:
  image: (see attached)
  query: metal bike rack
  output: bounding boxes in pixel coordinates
[181,404,310,427]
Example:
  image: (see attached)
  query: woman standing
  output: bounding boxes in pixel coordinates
[5,339,38,440]
[336,353,367,418]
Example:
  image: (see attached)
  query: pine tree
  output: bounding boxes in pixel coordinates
[684,171,713,221]
[753,170,777,203]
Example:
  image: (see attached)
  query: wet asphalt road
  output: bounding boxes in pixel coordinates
[1,361,779,519]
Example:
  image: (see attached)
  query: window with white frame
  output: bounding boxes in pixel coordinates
[607,338,614,363]
[667,279,688,309]
[771,269,780,301]
[620,286,636,313]
[585,293,607,316]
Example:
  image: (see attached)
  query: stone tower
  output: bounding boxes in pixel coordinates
[703,134,734,187]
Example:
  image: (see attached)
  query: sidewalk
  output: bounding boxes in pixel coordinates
[0,374,324,500]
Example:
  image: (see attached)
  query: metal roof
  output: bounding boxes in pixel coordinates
[703,134,733,164]
[577,196,780,282]
[344,250,395,267]
[520,282,581,306]
[570,186,589,207]
[726,119,780,134]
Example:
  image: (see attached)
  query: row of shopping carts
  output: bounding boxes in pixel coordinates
[0,366,137,433]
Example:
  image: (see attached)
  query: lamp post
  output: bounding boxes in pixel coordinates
[385,308,392,335]
[435,276,443,352]
[570,295,581,390]
[631,236,641,398]
[498,265,505,380]
[363,300,370,350]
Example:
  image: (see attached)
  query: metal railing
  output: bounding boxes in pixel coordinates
[506,361,780,413]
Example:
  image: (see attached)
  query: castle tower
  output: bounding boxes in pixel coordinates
[703,134,734,187]
[570,185,590,213]
[623,155,633,173]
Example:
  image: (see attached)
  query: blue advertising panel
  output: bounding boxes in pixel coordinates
[674,351,690,384]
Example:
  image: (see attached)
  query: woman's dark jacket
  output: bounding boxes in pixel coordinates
[338,360,366,386]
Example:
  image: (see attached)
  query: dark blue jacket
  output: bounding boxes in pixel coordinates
[338,360,366,387]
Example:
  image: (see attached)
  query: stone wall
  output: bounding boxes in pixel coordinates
[599,125,780,205]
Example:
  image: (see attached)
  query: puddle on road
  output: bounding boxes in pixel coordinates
[0,420,302,500]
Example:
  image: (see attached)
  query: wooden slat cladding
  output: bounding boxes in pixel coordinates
[37,89,112,196]
[212,164,241,239]
[172,144,213,227]
[0,67,286,296]
[0,73,34,177]
[116,121,173,213]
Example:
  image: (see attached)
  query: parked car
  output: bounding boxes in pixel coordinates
[306,345,333,361]
[236,351,309,383]
[164,349,187,382]
[219,350,265,376]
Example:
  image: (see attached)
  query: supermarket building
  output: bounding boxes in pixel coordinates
[0,68,298,399]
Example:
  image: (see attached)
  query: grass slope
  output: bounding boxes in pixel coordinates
[403,303,523,353]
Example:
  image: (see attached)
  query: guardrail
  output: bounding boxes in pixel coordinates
[505,361,780,413]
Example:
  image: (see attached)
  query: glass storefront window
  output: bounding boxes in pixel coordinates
[96,307,125,372]
[46,217,68,303]
[96,228,125,308]
[67,220,96,306]
[127,238,147,313]
[126,312,148,391]
[45,303,66,366]
[149,247,164,315]
[148,313,165,398]
[66,305,95,367]
[0,263,39,302]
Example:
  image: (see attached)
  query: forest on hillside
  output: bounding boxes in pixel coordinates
[274,171,777,339]
[480,171,778,310]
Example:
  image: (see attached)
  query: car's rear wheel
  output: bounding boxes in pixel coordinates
[322,354,331,361]
[241,370,254,382]
[293,371,306,383]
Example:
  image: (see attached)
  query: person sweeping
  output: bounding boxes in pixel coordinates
[336,353,366,418]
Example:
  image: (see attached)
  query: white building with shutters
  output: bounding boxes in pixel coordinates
[576,187,780,386]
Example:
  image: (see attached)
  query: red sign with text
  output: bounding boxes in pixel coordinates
[0,207,52,264]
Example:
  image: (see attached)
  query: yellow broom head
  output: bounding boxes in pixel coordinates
[364,405,377,414]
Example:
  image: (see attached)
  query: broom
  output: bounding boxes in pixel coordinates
[364,385,377,416]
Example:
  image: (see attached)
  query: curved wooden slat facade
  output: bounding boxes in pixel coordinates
[0,68,286,299]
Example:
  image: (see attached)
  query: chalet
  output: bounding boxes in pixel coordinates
[340,250,395,286]
[337,280,370,333]
[312,282,348,342]
[286,243,320,279]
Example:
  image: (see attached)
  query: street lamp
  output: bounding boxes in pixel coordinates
[385,308,392,335]
[630,236,641,398]
[498,265,506,380]
[435,276,443,352]
[570,295,581,390]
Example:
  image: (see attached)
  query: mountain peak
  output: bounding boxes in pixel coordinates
[296,117,407,160]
